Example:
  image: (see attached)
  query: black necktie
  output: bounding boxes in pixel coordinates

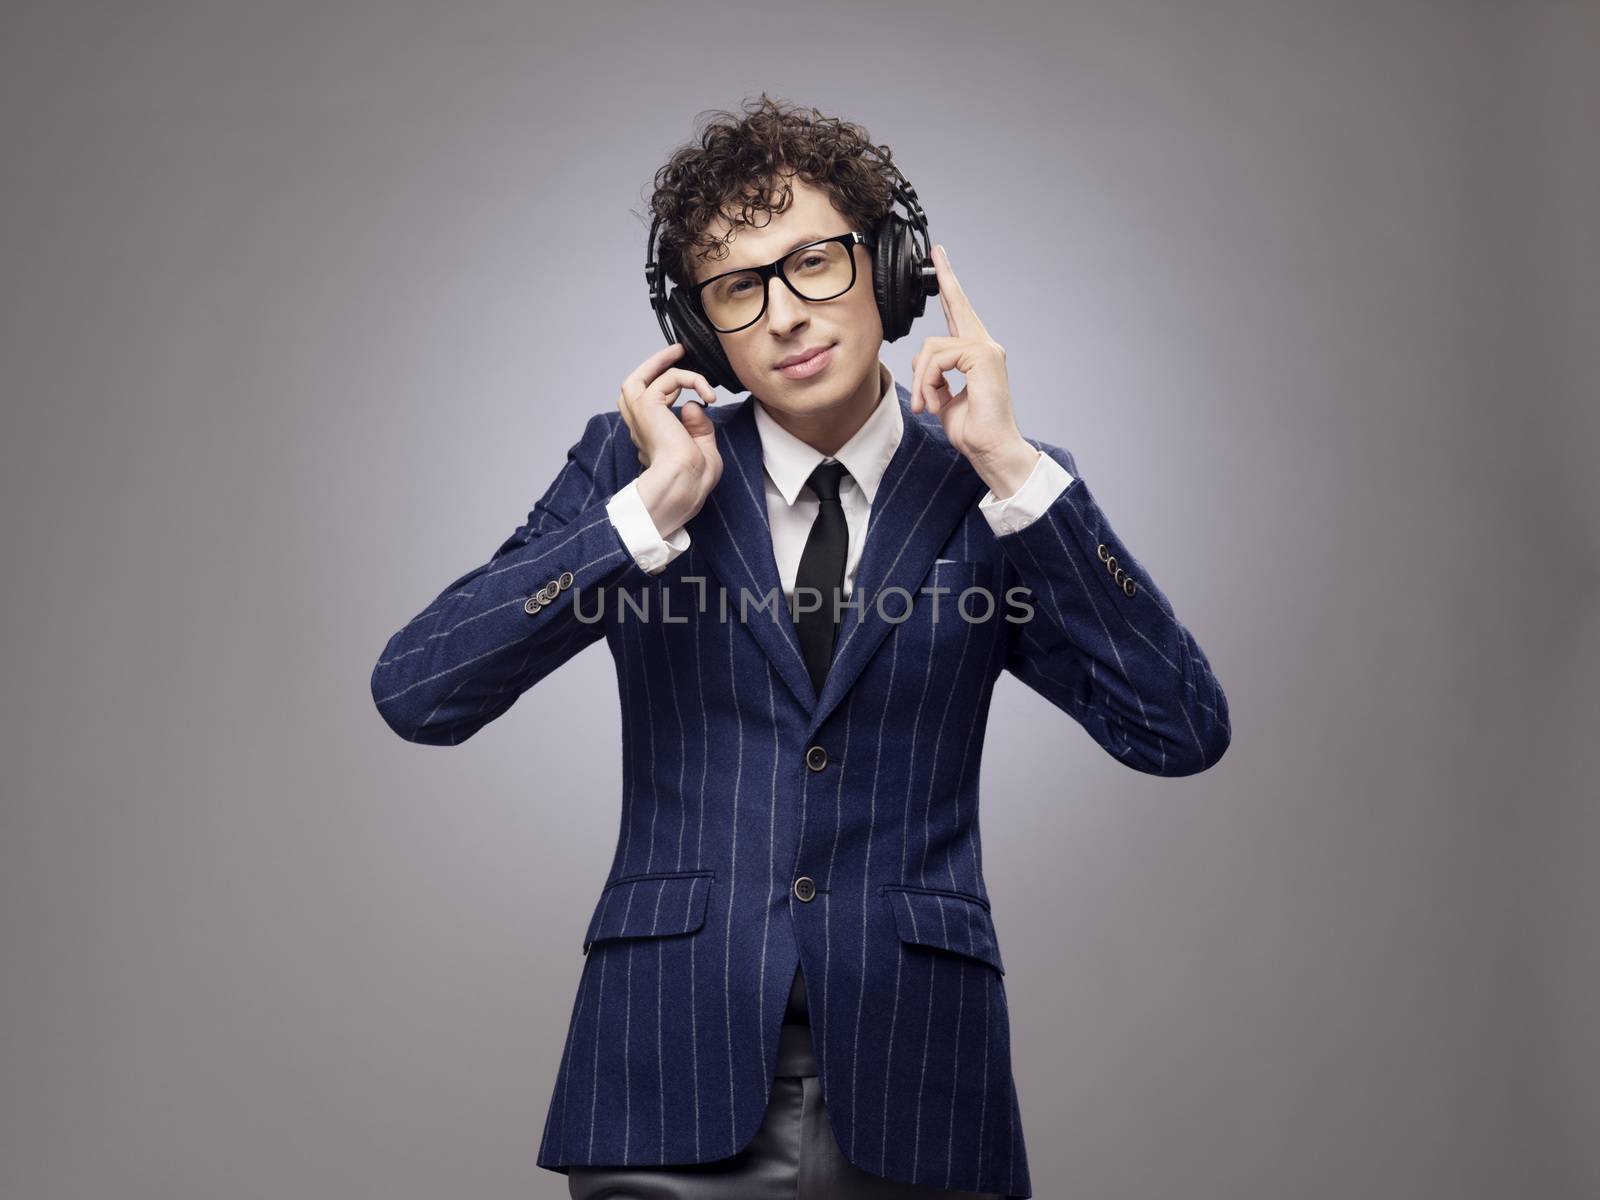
[794,460,850,696]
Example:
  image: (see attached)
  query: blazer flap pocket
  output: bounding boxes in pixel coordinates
[882,884,1005,976]
[583,870,714,954]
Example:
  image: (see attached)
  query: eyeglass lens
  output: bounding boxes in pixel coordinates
[701,241,856,331]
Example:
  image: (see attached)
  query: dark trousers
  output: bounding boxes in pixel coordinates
[567,963,1005,1199]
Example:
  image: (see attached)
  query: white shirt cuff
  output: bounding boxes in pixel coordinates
[977,449,1075,537]
[606,478,691,575]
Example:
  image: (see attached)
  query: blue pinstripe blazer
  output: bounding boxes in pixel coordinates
[370,383,1230,1199]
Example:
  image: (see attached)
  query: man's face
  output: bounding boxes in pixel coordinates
[691,173,884,416]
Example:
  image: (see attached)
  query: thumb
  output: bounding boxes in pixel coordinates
[679,399,715,440]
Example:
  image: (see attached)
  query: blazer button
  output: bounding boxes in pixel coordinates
[805,745,828,771]
[1113,567,1126,586]
[1106,554,1118,574]
[793,876,817,902]
[558,570,574,590]
[1097,543,1110,562]
[1123,576,1137,597]
[524,597,543,615]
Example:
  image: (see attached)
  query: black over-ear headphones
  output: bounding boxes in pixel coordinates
[645,163,939,395]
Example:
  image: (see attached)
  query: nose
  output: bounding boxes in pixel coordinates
[764,274,809,336]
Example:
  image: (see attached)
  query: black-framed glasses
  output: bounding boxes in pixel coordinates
[687,230,877,333]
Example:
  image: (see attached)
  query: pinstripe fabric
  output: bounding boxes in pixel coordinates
[370,384,1231,1199]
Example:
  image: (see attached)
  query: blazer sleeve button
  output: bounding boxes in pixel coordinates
[1097,543,1110,562]
[1123,576,1137,597]
[558,571,574,590]
[524,596,543,615]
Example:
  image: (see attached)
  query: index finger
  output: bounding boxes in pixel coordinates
[932,245,987,340]
[626,341,688,389]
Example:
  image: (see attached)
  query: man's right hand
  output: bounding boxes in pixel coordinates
[617,343,724,537]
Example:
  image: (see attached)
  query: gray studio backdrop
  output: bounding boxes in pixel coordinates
[3,2,1596,1198]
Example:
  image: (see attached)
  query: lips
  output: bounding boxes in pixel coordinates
[775,343,836,380]
[775,344,833,370]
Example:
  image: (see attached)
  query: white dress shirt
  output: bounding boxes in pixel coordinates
[604,361,1075,597]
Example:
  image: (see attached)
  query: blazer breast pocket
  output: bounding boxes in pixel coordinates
[926,558,995,586]
[885,559,1006,677]
[920,558,1002,625]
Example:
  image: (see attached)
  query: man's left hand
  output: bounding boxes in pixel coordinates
[909,244,1040,498]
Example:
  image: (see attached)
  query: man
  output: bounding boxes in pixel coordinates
[371,97,1230,1200]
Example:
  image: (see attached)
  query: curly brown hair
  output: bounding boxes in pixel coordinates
[643,93,902,290]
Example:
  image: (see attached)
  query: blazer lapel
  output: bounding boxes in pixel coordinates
[806,385,986,736]
[688,395,819,713]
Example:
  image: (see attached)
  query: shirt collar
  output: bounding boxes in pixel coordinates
[752,360,902,507]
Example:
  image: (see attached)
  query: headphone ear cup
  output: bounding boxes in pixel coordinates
[665,288,745,395]
[870,209,900,339]
[897,221,931,327]
[872,210,928,343]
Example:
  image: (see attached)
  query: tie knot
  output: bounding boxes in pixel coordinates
[807,460,849,504]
